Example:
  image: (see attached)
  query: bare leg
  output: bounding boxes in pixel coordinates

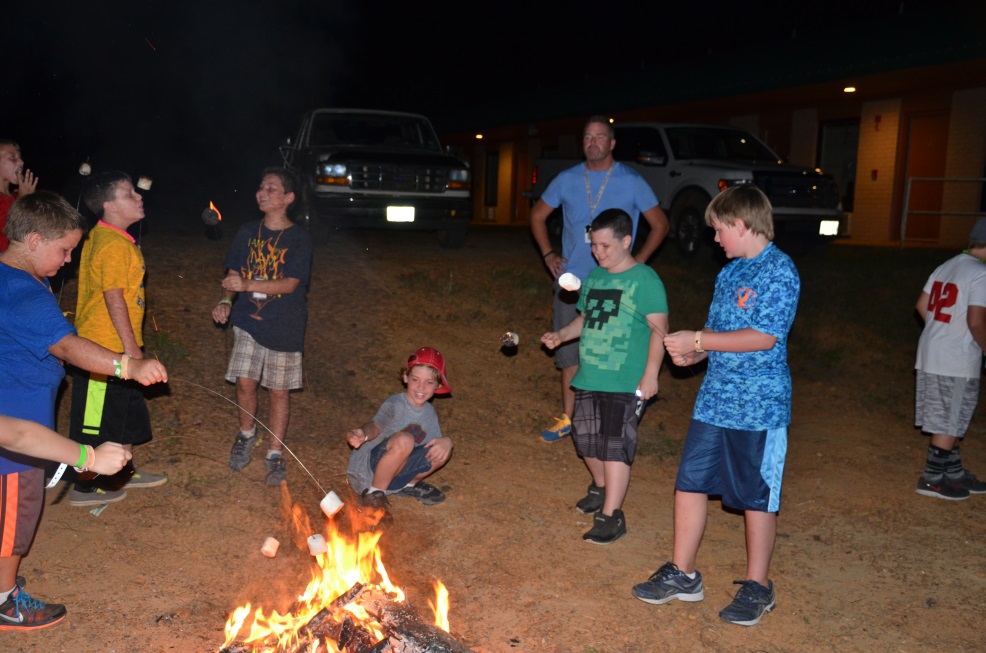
[267,388,290,453]
[235,377,259,433]
[930,433,958,451]
[371,432,414,490]
[561,365,577,418]
[671,490,708,573]
[601,460,631,514]
[744,510,777,586]
[583,456,605,488]
[0,555,20,592]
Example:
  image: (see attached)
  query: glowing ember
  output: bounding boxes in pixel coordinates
[219,500,452,653]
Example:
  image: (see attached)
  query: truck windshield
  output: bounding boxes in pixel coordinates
[665,127,780,162]
[309,114,442,152]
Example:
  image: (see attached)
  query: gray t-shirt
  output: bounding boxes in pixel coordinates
[346,393,443,494]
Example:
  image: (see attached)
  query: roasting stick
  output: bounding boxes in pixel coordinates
[171,378,328,495]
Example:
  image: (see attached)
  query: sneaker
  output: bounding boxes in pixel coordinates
[0,585,67,631]
[68,487,128,507]
[264,456,287,486]
[540,414,571,442]
[946,470,986,494]
[718,579,776,626]
[229,433,259,471]
[582,509,627,544]
[360,489,391,509]
[916,474,971,501]
[126,470,168,488]
[631,562,705,604]
[575,482,604,514]
[398,481,446,505]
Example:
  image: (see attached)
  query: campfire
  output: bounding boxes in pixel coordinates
[218,495,474,653]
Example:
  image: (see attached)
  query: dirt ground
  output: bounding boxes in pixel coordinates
[4,222,985,653]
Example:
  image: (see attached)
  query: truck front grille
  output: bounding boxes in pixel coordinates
[753,173,839,209]
[349,164,449,193]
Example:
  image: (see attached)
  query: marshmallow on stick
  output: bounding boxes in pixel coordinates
[558,272,582,291]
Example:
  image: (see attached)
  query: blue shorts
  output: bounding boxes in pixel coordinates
[675,418,787,512]
[369,437,435,492]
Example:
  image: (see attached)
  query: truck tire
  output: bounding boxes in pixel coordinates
[437,228,467,249]
[670,191,711,257]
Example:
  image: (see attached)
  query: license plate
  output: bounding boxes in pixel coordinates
[818,220,839,236]
[387,206,415,223]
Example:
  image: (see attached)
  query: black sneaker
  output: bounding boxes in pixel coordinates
[398,481,446,505]
[0,585,67,631]
[946,470,986,494]
[718,580,775,626]
[575,482,604,514]
[916,474,971,501]
[632,562,705,604]
[359,489,391,510]
[229,433,259,471]
[582,509,627,544]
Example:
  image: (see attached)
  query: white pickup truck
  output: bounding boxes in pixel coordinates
[528,122,844,255]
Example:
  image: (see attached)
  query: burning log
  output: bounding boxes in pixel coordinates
[364,599,476,653]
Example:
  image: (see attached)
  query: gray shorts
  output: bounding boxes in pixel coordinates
[915,370,979,439]
[226,327,303,390]
[551,280,580,369]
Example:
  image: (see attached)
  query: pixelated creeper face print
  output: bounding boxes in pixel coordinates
[584,289,623,330]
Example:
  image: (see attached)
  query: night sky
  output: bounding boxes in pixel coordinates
[0,1,951,226]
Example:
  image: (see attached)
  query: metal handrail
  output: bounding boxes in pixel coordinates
[900,177,986,248]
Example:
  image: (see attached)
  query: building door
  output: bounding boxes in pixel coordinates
[819,120,859,215]
[897,112,949,242]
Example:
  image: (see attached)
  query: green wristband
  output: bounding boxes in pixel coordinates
[74,443,87,468]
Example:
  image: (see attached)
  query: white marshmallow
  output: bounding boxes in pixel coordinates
[320,490,344,517]
[558,272,582,291]
[261,537,280,558]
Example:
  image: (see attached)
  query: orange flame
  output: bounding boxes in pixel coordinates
[210,200,223,222]
[428,581,450,632]
[220,498,450,652]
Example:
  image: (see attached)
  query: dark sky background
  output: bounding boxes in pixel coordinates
[0,0,941,226]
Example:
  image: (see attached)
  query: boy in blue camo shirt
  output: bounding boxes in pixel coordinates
[631,185,800,627]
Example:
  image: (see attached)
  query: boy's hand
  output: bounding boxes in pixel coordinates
[637,377,659,401]
[16,169,38,195]
[424,437,453,466]
[663,330,694,359]
[130,358,168,385]
[212,301,231,324]
[541,331,562,350]
[222,275,248,293]
[92,442,132,475]
[346,428,368,448]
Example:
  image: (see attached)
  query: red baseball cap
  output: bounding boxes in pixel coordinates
[406,347,451,395]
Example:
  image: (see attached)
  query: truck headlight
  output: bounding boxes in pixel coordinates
[316,163,349,186]
[447,168,471,191]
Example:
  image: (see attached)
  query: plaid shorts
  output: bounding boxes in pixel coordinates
[571,390,639,464]
[225,327,303,390]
